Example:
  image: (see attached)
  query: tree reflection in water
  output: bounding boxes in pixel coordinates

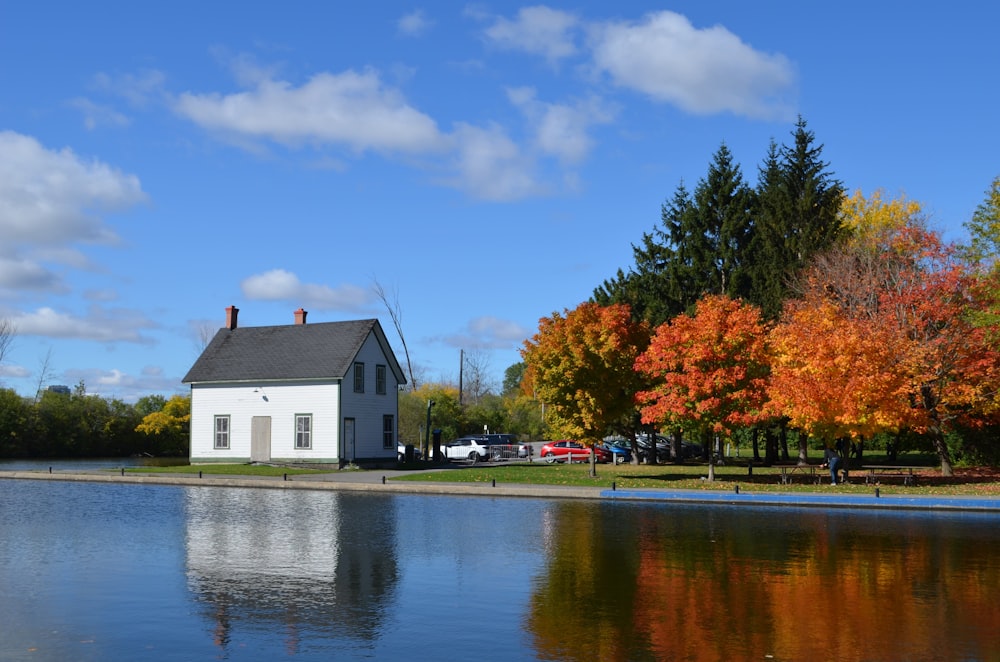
[529,502,1000,661]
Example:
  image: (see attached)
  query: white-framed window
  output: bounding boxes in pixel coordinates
[376,364,386,395]
[353,362,365,393]
[382,415,394,449]
[295,414,312,449]
[214,415,230,449]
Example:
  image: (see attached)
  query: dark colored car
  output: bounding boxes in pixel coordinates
[539,440,612,463]
[601,441,632,464]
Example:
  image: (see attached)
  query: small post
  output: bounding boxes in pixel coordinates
[283,473,287,481]
[492,478,496,487]
[121,467,125,476]
[612,481,616,491]
[49,467,52,474]
[198,470,202,478]
[747,462,753,477]
[382,475,386,485]
[875,487,880,498]
[734,485,740,494]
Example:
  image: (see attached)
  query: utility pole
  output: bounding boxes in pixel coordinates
[424,399,435,460]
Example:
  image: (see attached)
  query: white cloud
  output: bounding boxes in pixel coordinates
[589,11,796,119]
[241,269,372,311]
[61,365,185,401]
[483,6,580,63]
[11,306,156,343]
[92,69,167,108]
[507,87,615,164]
[444,123,544,201]
[468,315,530,342]
[0,257,65,292]
[0,364,30,379]
[398,10,433,37]
[69,97,131,130]
[174,70,447,154]
[441,315,531,350]
[0,131,147,246]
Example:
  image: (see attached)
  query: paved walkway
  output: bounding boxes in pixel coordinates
[2,468,1000,512]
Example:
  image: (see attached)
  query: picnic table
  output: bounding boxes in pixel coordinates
[862,465,918,486]
[774,463,822,485]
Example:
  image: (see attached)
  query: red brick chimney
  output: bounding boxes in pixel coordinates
[225,305,239,330]
[294,308,308,325]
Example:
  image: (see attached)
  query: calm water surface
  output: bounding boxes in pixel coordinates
[1,465,998,661]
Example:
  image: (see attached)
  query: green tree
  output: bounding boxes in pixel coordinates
[595,143,755,327]
[0,388,30,457]
[749,117,845,318]
[502,362,526,397]
[135,394,167,418]
[398,384,461,456]
[963,175,1000,266]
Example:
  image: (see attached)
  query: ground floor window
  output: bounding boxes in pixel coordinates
[214,415,230,449]
[295,414,312,449]
[382,415,394,449]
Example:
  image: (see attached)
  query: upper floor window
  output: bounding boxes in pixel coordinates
[376,364,387,395]
[353,362,364,393]
[214,415,230,449]
[295,414,312,449]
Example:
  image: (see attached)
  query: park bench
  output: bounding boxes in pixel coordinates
[774,463,822,485]
[863,465,917,486]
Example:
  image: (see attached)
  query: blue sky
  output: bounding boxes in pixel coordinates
[1,2,998,401]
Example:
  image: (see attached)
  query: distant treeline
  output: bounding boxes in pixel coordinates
[0,385,188,458]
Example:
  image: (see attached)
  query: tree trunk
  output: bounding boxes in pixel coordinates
[930,428,954,477]
[797,431,809,465]
[765,428,778,465]
[752,427,761,462]
[779,426,790,462]
[704,431,716,481]
[671,429,683,464]
[590,448,597,478]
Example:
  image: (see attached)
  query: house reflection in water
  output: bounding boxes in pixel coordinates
[183,487,399,654]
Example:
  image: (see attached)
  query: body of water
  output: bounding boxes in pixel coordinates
[1,463,998,661]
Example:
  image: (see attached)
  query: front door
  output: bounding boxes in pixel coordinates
[343,418,355,462]
[251,416,271,463]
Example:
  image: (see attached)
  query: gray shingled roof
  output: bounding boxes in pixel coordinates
[183,319,401,384]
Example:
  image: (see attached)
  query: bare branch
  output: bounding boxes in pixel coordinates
[33,347,54,403]
[192,321,217,354]
[462,346,496,404]
[0,319,14,367]
[372,277,417,390]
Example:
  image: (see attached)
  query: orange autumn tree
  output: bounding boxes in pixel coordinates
[768,298,911,446]
[785,192,1000,475]
[521,302,650,473]
[634,295,770,481]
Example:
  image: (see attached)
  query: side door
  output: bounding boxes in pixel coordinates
[344,418,356,463]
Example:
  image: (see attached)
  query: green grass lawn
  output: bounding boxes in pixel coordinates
[122,455,1000,497]
[126,464,325,477]
[393,458,1000,496]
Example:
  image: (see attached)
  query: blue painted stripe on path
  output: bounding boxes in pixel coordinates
[600,489,1000,512]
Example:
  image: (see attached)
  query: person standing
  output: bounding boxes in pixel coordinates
[822,445,842,485]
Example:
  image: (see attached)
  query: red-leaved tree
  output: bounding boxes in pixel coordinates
[635,295,770,480]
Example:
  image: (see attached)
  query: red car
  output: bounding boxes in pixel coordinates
[539,440,612,463]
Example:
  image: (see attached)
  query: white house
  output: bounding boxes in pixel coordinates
[183,306,406,467]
